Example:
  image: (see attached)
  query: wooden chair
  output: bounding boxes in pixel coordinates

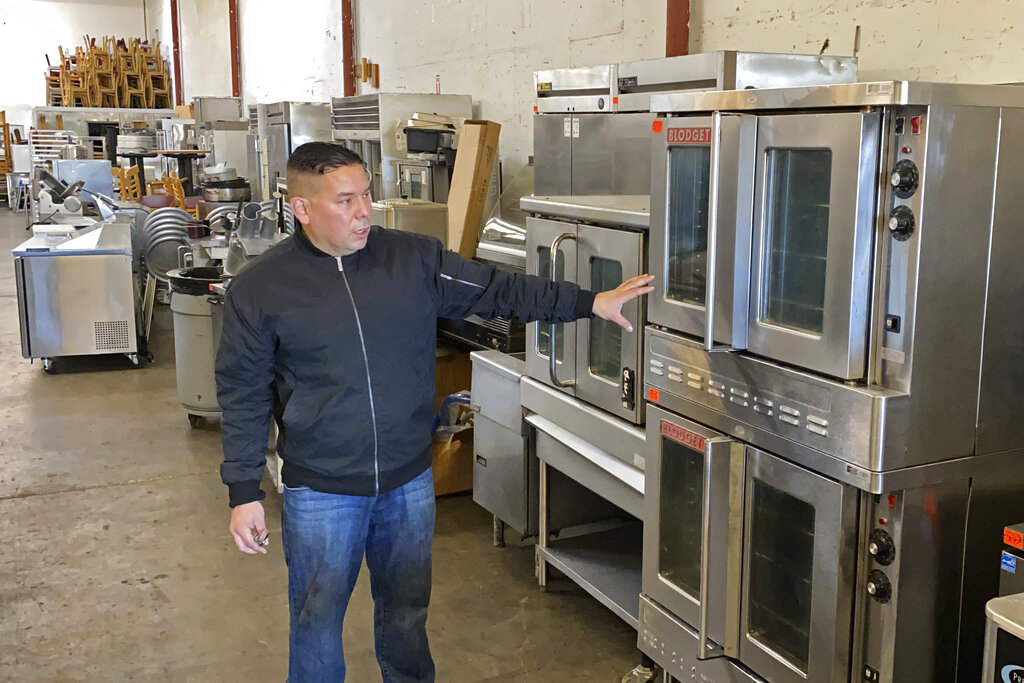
[165,176,200,218]
[120,165,142,200]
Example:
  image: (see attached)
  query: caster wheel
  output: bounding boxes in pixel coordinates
[42,358,56,374]
[128,353,140,366]
[188,414,202,428]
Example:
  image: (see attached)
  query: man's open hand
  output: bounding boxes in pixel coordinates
[592,274,655,332]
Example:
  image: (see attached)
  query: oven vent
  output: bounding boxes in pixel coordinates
[94,320,131,350]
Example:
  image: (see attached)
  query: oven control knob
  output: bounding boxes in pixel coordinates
[888,206,915,242]
[866,570,892,603]
[890,159,920,198]
[868,529,896,565]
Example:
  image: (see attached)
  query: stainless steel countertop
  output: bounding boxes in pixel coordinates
[520,195,650,229]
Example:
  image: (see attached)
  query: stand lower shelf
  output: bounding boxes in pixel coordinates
[537,522,643,629]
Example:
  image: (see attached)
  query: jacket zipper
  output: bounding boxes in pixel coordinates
[337,256,380,495]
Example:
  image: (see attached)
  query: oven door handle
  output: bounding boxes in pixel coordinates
[703,113,724,352]
[697,438,745,659]
[548,231,577,388]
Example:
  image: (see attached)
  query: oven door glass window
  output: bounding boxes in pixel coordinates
[657,436,705,597]
[762,148,832,336]
[588,257,623,381]
[666,146,712,306]
[747,479,815,674]
[538,246,566,360]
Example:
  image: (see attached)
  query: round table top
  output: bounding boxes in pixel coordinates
[117,151,159,158]
[153,150,211,156]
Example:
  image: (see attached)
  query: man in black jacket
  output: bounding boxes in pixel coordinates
[216,142,653,682]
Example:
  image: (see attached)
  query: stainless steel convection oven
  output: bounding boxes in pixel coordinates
[641,82,1024,682]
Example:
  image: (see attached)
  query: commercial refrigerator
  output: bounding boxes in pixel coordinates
[330,93,472,201]
[13,219,139,372]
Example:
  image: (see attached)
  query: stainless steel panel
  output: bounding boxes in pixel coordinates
[525,217,577,395]
[975,108,1024,454]
[19,252,136,357]
[533,115,573,195]
[732,52,858,90]
[535,96,615,114]
[52,159,114,199]
[616,52,857,113]
[14,258,30,357]
[520,194,649,229]
[283,102,332,147]
[880,106,998,460]
[266,124,290,186]
[648,113,755,348]
[521,377,646,470]
[738,447,857,682]
[529,415,643,519]
[651,81,1024,115]
[470,350,526,429]
[473,413,530,532]
[575,224,644,422]
[645,327,912,478]
[535,65,614,94]
[572,113,653,195]
[747,111,880,380]
[856,482,969,683]
[638,596,764,682]
[643,405,744,657]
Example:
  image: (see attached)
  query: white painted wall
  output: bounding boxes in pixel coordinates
[0,0,148,128]
[691,0,1024,83]
[177,0,232,100]
[354,0,666,178]
[238,0,343,104]
[217,0,1024,182]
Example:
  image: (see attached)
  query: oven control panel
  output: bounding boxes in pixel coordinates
[859,491,905,681]
[643,326,905,475]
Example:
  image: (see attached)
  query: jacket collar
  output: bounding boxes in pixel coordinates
[293,224,333,258]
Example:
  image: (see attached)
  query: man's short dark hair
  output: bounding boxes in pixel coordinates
[286,142,367,199]
[287,141,364,176]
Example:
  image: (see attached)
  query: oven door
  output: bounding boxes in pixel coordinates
[643,405,744,658]
[649,113,756,350]
[526,216,577,394]
[738,446,858,682]
[747,111,881,380]
[576,224,644,422]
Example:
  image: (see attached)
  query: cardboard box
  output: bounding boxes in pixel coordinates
[174,104,194,119]
[447,120,501,259]
[431,426,474,496]
[435,345,473,411]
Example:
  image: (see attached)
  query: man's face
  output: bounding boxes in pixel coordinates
[289,164,373,257]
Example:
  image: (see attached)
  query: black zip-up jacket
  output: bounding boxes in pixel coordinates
[216,226,596,506]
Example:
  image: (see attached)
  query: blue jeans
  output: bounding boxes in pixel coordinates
[282,468,436,683]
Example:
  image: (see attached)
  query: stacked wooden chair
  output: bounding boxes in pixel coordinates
[87,37,118,108]
[116,39,146,109]
[44,36,173,109]
[139,41,172,109]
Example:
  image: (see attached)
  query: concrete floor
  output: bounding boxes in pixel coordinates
[0,208,640,681]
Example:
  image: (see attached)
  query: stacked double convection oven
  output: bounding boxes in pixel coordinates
[640,81,1024,682]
